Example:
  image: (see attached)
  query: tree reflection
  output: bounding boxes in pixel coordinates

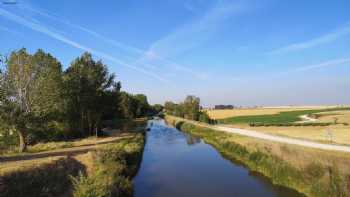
[185,133,201,145]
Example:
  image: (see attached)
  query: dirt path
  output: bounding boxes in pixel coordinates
[0,135,132,166]
[211,125,350,153]
[299,114,318,123]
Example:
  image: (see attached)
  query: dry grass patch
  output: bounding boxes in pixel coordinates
[316,110,350,124]
[231,124,350,146]
[0,156,64,175]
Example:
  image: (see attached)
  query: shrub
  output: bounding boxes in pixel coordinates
[198,112,211,123]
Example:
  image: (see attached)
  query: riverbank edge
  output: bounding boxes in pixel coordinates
[72,131,146,197]
[165,115,349,197]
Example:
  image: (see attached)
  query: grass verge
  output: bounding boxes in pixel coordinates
[71,132,145,197]
[166,115,350,197]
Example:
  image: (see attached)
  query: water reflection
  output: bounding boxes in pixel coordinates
[184,133,201,146]
[133,120,304,197]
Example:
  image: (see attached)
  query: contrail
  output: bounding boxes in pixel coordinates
[20,4,205,79]
[0,8,169,82]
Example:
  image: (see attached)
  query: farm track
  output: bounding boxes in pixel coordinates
[0,135,132,167]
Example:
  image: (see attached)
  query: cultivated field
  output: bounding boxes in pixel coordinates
[316,110,350,123]
[257,110,349,145]
[208,107,350,146]
[206,106,331,120]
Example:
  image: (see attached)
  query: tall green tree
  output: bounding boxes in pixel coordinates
[63,52,115,136]
[118,92,137,119]
[0,49,63,152]
[133,94,150,117]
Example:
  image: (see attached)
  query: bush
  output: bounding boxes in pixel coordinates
[199,112,211,124]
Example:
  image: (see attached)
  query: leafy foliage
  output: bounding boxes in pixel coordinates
[0,48,63,152]
[165,96,216,124]
[0,49,152,152]
[164,95,201,120]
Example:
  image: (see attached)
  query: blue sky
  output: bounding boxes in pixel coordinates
[0,0,349,106]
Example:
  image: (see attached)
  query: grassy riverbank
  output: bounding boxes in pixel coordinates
[0,118,147,197]
[72,132,145,197]
[165,115,350,197]
[0,133,145,197]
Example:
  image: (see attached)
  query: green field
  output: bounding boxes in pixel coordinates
[218,107,350,125]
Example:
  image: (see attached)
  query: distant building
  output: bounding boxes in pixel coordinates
[214,105,234,110]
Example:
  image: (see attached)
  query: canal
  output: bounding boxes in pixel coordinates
[133,119,303,197]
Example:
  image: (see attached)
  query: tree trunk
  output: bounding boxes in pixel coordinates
[95,121,100,138]
[17,130,27,152]
[95,126,98,138]
[87,111,92,136]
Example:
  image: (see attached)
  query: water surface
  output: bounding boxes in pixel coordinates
[133,120,303,197]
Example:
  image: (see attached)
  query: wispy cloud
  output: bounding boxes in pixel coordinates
[270,23,350,54]
[138,1,245,79]
[293,57,350,72]
[227,57,350,82]
[272,57,350,78]
[19,3,209,80]
[0,7,169,82]
[20,3,146,55]
[146,1,242,58]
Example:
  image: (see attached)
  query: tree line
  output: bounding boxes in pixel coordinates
[0,48,161,152]
[164,95,216,124]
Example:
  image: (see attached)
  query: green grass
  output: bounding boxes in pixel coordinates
[219,107,350,125]
[72,132,145,197]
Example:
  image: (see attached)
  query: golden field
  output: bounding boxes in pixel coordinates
[317,110,350,124]
[206,106,329,120]
[225,109,350,146]
[237,124,350,146]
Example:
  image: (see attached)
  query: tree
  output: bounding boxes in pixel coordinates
[0,49,63,152]
[164,95,201,120]
[133,94,149,117]
[183,95,200,120]
[164,101,176,114]
[63,52,115,137]
[151,104,163,115]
